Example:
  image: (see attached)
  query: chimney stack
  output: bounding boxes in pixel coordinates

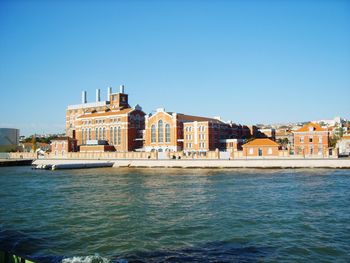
[81,91,87,104]
[107,86,112,100]
[119,85,125,94]
[96,89,100,102]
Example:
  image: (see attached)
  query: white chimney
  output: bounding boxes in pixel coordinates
[107,86,112,100]
[81,91,87,104]
[96,89,100,102]
[119,85,125,94]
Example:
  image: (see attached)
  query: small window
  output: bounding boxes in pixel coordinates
[268,148,272,154]
[318,136,322,143]
[300,137,304,143]
[309,137,313,143]
[249,148,253,154]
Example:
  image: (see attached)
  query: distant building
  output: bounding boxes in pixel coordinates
[258,128,276,140]
[143,108,247,152]
[0,128,19,152]
[293,122,329,156]
[242,138,280,157]
[337,135,350,156]
[20,142,50,152]
[312,116,345,127]
[183,119,229,153]
[50,137,77,156]
[275,128,294,146]
[66,86,145,152]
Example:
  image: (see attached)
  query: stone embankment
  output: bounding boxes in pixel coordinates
[32,158,350,169]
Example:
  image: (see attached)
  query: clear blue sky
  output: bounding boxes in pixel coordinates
[1,0,349,136]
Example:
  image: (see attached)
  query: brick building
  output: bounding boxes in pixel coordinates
[66,86,145,152]
[50,137,77,156]
[242,138,280,157]
[293,122,329,156]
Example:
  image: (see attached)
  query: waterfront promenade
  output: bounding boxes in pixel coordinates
[32,158,350,169]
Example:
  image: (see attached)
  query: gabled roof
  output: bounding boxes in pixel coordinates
[242,138,280,147]
[78,108,135,118]
[294,122,326,133]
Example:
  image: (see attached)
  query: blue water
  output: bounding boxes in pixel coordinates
[0,167,350,262]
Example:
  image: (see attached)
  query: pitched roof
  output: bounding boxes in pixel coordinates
[177,113,223,123]
[294,122,326,132]
[242,138,280,147]
[78,108,134,118]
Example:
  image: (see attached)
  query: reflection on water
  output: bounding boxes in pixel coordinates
[0,167,350,262]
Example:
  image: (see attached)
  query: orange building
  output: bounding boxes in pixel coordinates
[242,138,280,157]
[50,137,77,156]
[293,122,329,156]
[66,86,145,152]
[183,119,230,153]
[144,108,231,152]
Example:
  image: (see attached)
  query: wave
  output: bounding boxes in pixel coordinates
[62,255,112,263]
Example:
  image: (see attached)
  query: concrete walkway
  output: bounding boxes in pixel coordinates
[32,158,350,169]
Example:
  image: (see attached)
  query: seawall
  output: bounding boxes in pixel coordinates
[32,158,350,169]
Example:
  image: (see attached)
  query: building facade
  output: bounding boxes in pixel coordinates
[242,138,280,157]
[66,86,145,152]
[337,135,350,156]
[0,128,19,152]
[293,122,329,156]
[183,119,230,153]
[50,137,78,156]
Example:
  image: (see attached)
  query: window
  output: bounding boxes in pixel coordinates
[117,126,121,145]
[158,120,163,142]
[82,129,84,144]
[318,146,323,155]
[88,128,92,140]
[268,147,272,154]
[113,127,117,145]
[95,128,98,140]
[249,148,253,154]
[318,136,322,143]
[103,128,106,140]
[110,127,113,143]
[300,137,304,143]
[165,124,170,142]
[309,137,313,143]
[151,125,156,143]
[99,128,102,140]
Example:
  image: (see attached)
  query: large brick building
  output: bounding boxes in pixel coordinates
[293,122,329,156]
[66,86,145,152]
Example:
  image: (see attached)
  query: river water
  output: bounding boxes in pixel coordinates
[0,167,349,262]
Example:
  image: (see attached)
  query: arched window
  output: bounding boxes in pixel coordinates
[113,127,117,145]
[117,126,121,145]
[103,128,106,140]
[158,120,163,142]
[82,129,85,144]
[151,125,156,143]
[88,128,92,140]
[165,124,170,143]
[99,128,102,140]
[110,127,113,143]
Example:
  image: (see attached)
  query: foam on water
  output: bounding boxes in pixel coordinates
[62,255,111,263]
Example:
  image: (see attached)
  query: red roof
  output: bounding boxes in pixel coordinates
[294,122,326,132]
[242,138,280,147]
